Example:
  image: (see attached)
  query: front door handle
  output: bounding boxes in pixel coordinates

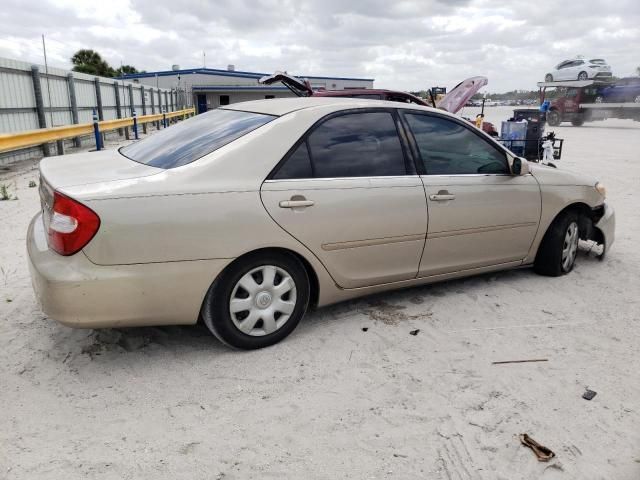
[279,199,314,208]
[429,190,456,201]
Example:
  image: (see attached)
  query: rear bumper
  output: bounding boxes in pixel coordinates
[27,213,230,328]
[594,203,615,253]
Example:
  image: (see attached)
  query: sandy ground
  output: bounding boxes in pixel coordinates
[0,107,639,479]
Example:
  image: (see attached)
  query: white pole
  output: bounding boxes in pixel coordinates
[42,34,54,127]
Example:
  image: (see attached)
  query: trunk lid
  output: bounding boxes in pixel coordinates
[437,76,488,114]
[39,148,163,189]
[259,72,313,97]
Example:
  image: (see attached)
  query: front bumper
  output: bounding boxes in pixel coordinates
[594,203,615,254]
[27,213,229,328]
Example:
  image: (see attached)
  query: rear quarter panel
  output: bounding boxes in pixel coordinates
[72,107,348,305]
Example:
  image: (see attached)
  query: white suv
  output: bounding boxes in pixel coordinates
[545,58,612,82]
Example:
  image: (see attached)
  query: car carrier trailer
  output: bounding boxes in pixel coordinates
[537,80,640,126]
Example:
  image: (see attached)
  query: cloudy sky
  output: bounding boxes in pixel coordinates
[1,0,638,92]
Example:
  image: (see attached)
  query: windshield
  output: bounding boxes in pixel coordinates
[120,109,276,169]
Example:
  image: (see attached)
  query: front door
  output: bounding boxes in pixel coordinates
[196,94,207,114]
[261,109,428,288]
[400,111,541,276]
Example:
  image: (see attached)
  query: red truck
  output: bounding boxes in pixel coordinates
[539,80,640,126]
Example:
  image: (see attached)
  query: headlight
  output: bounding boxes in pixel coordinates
[595,182,606,198]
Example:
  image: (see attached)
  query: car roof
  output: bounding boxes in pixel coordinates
[314,88,406,96]
[315,89,429,105]
[221,96,437,117]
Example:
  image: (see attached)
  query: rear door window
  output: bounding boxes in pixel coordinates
[120,109,275,169]
[273,111,408,179]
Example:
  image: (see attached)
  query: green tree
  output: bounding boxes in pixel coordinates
[114,64,143,77]
[71,49,114,76]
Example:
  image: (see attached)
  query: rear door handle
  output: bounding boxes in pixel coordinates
[279,199,314,208]
[429,193,456,201]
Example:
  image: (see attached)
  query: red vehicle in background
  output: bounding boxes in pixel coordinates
[260,73,499,136]
[539,79,640,126]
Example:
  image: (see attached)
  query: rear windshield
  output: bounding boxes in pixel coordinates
[589,59,606,64]
[120,109,276,169]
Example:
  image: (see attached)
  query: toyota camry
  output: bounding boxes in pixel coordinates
[27,98,615,349]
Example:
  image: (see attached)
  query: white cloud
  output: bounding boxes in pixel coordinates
[1,0,638,92]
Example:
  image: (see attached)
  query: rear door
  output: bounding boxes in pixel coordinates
[400,111,541,276]
[261,109,428,288]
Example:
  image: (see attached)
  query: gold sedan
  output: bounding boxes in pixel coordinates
[27,98,615,349]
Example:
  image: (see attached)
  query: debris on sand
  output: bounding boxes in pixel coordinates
[492,359,548,365]
[520,433,555,462]
[582,389,597,401]
[409,329,420,336]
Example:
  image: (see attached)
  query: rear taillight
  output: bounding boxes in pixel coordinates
[46,191,100,256]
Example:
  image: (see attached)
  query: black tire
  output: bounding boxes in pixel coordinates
[534,211,580,277]
[571,116,585,126]
[201,251,310,349]
[577,71,588,81]
[547,110,561,126]
[545,74,553,82]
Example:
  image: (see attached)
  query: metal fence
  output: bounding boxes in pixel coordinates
[0,56,183,165]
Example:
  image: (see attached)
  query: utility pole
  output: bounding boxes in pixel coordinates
[41,34,54,128]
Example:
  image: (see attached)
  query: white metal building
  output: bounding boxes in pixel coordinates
[120,66,375,113]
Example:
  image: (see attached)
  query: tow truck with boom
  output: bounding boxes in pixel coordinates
[538,80,640,126]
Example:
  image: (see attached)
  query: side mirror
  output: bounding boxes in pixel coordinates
[512,157,522,175]
[511,157,529,176]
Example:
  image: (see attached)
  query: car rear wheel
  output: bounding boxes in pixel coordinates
[534,212,580,276]
[201,252,310,349]
[634,95,640,103]
[546,110,561,126]
[545,74,553,82]
[595,96,604,103]
[577,71,588,81]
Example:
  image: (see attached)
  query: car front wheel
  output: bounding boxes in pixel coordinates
[577,71,588,81]
[546,110,561,126]
[545,74,553,82]
[534,212,580,276]
[202,252,310,349]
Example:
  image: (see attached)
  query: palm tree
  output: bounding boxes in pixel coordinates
[71,49,114,77]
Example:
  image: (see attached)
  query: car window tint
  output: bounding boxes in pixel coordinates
[273,141,313,179]
[120,109,275,169]
[307,112,406,178]
[405,113,508,175]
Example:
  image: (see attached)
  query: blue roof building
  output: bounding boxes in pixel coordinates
[119,66,374,113]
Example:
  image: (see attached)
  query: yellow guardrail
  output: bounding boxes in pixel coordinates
[0,108,195,154]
